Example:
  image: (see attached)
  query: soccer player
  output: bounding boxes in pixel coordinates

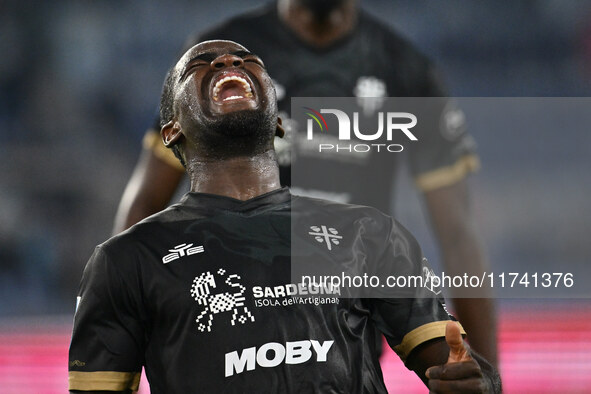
[113,0,497,366]
[69,40,500,393]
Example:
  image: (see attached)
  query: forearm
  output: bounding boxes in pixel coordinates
[112,146,184,234]
[440,228,498,365]
[424,181,498,366]
[452,297,497,366]
[441,233,497,365]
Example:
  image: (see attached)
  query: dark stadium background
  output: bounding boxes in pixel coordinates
[1,0,590,392]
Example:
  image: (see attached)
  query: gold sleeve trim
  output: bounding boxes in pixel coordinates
[394,320,466,362]
[143,130,185,171]
[68,371,141,391]
[415,155,480,192]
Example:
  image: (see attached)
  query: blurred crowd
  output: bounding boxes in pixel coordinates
[1,0,591,316]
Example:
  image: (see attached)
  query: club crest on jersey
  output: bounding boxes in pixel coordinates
[353,76,387,116]
[190,268,255,332]
[308,225,342,251]
[162,243,204,264]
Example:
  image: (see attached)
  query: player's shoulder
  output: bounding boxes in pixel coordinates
[292,194,419,245]
[357,8,431,61]
[101,203,194,254]
[292,194,392,226]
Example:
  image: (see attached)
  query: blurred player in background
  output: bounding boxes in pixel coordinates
[113,0,497,366]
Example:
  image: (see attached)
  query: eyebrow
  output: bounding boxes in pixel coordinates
[185,50,257,66]
[179,50,260,81]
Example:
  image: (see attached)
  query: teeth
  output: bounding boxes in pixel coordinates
[212,75,253,101]
[223,95,244,101]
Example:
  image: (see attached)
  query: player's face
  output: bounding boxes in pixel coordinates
[297,0,350,16]
[173,40,276,129]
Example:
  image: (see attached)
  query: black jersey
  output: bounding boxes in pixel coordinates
[147,3,478,211]
[69,188,459,393]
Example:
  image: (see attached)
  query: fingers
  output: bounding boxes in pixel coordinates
[426,359,486,393]
[425,321,487,393]
[445,321,472,363]
[428,375,488,394]
[426,360,482,380]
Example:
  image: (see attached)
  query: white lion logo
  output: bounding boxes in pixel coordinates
[190,269,255,332]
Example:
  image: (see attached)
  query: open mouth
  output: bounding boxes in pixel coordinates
[212,72,254,103]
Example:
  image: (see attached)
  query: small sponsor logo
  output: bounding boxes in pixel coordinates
[423,263,442,296]
[225,339,334,377]
[162,243,204,264]
[308,225,342,251]
[252,283,340,299]
[69,360,86,367]
[252,283,340,308]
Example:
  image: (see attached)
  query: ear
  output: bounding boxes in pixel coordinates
[160,120,184,147]
[275,116,285,138]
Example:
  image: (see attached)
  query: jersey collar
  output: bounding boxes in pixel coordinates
[179,187,291,214]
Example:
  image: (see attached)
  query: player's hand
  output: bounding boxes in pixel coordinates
[425,321,490,393]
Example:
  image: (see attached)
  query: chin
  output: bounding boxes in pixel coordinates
[217,109,267,135]
[201,108,277,158]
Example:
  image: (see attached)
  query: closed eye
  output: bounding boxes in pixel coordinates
[180,62,208,81]
[244,55,265,68]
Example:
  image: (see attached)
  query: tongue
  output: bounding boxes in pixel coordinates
[219,82,246,101]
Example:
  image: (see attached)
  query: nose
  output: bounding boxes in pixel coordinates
[210,54,244,70]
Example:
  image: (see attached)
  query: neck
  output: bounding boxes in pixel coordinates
[187,150,282,200]
[277,0,357,48]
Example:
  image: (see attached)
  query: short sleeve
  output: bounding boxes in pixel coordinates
[367,217,464,363]
[68,246,145,391]
[380,31,480,192]
[143,130,185,171]
[409,95,480,192]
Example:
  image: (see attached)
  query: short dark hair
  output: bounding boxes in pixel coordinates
[159,67,186,168]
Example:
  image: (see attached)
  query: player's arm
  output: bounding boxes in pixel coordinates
[112,129,185,234]
[406,321,501,393]
[422,179,498,366]
[367,212,499,391]
[371,296,500,393]
[69,246,145,393]
[111,31,212,235]
[410,63,498,365]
